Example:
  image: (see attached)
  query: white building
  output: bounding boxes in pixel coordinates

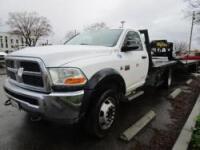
[0,24,54,52]
[0,32,27,52]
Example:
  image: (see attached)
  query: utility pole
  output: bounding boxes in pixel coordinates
[188,11,196,54]
[120,21,125,28]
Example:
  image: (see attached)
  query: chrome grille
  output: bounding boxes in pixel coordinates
[5,57,50,93]
[0,55,5,61]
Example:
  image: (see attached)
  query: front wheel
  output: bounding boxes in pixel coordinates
[85,88,119,138]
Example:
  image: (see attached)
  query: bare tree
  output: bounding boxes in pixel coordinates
[174,41,188,52]
[7,12,52,46]
[65,30,79,41]
[193,11,200,24]
[84,22,109,31]
[184,0,200,47]
[186,0,200,8]
[185,0,200,23]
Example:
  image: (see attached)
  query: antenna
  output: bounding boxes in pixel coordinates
[120,21,126,28]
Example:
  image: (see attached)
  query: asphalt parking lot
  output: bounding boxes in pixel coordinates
[0,73,198,150]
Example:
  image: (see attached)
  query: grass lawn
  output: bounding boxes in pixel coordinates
[190,115,200,150]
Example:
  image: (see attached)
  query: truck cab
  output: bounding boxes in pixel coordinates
[4,29,166,138]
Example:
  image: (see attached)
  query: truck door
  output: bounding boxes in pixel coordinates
[119,31,149,91]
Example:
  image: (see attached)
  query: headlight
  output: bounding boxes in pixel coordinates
[48,68,87,86]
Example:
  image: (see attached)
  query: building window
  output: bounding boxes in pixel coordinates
[21,37,24,46]
[10,39,14,49]
[5,36,8,48]
[16,39,19,44]
[0,36,3,48]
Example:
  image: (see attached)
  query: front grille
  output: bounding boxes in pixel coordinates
[6,60,14,68]
[0,56,4,60]
[22,74,44,87]
[20,61,41,72]
[5,57,48,92]
[7,70,16,80]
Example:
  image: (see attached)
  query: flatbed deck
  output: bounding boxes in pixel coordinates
[152,57,200,68]
[152,57,177,68]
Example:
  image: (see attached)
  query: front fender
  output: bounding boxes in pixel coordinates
[80,68,126,118]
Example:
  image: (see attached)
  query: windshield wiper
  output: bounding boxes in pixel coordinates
[80,43,89,45]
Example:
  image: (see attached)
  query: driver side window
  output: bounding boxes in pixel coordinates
[123,31,143,50]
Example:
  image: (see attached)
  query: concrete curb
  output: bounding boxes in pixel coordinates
[186,79,193,85]
[120,110,156,142]
[192,73,200,77]
[172,94,200,150]
[168,88,182,99]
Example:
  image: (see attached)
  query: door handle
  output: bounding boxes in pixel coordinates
[142,56,147,59]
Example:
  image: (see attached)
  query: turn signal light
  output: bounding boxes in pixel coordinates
[64,77,87,86]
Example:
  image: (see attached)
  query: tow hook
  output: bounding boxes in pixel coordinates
[4,99,11,106]
[30,114,42,122]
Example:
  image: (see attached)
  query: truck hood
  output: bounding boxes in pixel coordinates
[9,45,113,67]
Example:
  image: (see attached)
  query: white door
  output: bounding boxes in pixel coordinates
[119,31,149,91]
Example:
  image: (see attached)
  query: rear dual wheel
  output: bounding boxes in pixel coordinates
[163,69,172,88]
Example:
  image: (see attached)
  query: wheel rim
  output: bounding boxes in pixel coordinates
[98,97,116,130]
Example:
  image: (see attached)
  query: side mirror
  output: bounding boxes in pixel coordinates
[122,43,139,52]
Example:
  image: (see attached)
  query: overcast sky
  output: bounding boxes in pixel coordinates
[0,0,199,48]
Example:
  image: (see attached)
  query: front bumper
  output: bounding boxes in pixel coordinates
[4,79,84,124]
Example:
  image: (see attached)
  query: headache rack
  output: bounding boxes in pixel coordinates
[139,29,175,68]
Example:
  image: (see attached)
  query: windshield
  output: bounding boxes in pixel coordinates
[65,29,123,47]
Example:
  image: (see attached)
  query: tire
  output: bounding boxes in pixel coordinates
[163,69,172,88]
[85,86,119,138]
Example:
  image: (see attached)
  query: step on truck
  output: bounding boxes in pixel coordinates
[4,28,177,138]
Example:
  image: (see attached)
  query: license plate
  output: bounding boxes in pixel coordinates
[11,100,20,109]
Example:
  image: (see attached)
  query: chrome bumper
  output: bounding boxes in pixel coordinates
[4,79,84,124]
